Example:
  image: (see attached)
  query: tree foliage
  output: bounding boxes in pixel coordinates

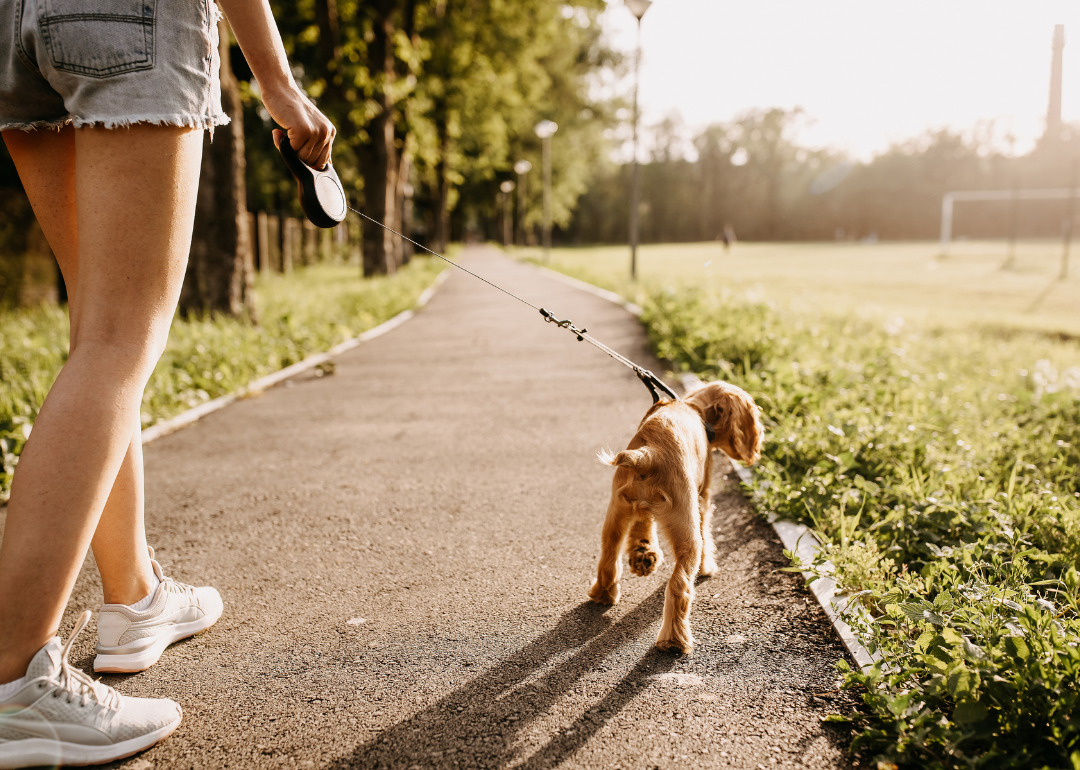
[568,111,1080,244]
[239,0,615,268]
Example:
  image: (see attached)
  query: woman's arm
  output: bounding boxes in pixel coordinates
[215,0,336,169]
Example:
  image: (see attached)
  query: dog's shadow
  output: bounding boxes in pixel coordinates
[326,589,674,770]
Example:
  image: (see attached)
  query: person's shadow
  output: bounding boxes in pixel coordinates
[327,588,675,769]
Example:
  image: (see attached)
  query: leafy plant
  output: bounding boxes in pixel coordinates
[540,257,1080,769]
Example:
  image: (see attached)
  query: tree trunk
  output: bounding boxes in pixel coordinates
[357,10,399,277]
[180,19,255,319]
[393,152,412,266]
[431,128,451,254]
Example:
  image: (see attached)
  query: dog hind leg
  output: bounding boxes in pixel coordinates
[655,501,701,654]
[588,495,631,605]
[627,516,663,577]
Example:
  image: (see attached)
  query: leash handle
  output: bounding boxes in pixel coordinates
[275,129,347,229]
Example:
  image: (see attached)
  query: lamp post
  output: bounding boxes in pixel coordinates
[535,120,558,261]
[625,0,651,280]
[500,180,516,248]
[514,160,532,246]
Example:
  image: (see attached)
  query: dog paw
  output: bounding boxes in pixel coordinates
[698,556,718,578]
[588,580,620,605]
[655,633,694,655]
[628,542,663,577]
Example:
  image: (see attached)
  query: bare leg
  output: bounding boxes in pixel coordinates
[0,125,201,683]
[4,127,156,608]
[92,429,156,605]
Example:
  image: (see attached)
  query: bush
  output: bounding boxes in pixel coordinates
[638,286,1080,768]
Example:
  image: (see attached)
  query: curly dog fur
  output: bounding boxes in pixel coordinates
[588,381,763,653]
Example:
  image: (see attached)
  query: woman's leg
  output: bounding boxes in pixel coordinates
[0,124,202,683]
[92,428,156,605]
[3,128,157,609]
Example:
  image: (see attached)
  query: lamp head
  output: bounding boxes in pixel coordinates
[625,0,652,20]
[514,160,533,175]
[535,120,559,139]
[500,180,516,193]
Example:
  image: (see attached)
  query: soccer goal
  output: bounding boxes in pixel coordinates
[939,188,1077,256]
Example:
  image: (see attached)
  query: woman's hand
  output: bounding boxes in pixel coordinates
[214,0,336,168]
[264,82,336,170]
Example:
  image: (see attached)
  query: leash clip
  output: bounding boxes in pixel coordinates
[539,308,587,341]
[635,368,679,404]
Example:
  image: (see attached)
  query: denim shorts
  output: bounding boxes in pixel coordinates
[0,0,229,131]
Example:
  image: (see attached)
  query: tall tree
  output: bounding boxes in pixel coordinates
[181,19,256,319]
[414,0,613,247]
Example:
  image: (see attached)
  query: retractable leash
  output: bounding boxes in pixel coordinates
[276,135,679,404]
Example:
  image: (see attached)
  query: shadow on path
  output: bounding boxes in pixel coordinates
[329,589,674,769]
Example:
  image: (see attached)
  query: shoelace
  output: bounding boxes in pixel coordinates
[162,576,196,601]
[147,548,196,603]
[152,562,196,602]
[51,611,120,711]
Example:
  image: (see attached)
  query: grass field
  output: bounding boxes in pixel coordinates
[522,239,1080,337]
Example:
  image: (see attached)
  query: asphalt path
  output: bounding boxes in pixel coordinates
[11,247,856,769]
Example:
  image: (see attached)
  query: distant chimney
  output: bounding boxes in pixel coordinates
[1048,24,1065,136]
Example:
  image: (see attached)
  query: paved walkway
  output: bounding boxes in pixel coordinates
[49,247,851,768]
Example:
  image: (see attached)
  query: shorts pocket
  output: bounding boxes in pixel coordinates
[39,0,155,78]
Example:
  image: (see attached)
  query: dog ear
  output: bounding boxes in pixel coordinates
[687,382,763,465]
[686,383,731,440]
[726,389,763,465]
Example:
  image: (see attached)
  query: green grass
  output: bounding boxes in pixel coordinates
[532,244,1080,769]
[521,239,1080,338]
[0,258,445,501]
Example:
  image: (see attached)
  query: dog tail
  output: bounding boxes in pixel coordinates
[597,447,653,472]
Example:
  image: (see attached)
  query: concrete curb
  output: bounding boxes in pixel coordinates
[140,268,451,446]
[730,465,878,673]
[532,261,878,673]
[534,265,644,316]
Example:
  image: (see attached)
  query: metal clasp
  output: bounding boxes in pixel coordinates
[539,308,587,341]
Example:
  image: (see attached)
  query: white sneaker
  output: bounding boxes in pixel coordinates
[93,548,223,673]
[0,611,182,768]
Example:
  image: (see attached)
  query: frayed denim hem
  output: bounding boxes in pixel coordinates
[2,113,230,137]
[72,113,231,138]
[0,116,72,132]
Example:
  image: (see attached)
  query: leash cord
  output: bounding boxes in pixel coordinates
[346,205,678,402]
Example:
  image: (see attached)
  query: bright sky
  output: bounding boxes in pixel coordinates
[600,0,1080,160]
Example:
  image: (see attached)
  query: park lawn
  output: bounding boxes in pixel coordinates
[532,244,1080,769]
[522,239,1080,338]
[0,258,445,501]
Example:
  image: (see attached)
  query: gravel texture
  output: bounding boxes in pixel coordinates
[7,247,857,769]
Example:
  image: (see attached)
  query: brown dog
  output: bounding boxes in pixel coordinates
[588,381,763,653]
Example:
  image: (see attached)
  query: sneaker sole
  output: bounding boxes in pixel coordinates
[0,709,181,768]
[93,605,223,673]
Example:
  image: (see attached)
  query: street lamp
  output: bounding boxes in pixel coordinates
[499,180,516,248]
[514,160,532,246]
[626,0,651,279]
[535,120,558,261]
